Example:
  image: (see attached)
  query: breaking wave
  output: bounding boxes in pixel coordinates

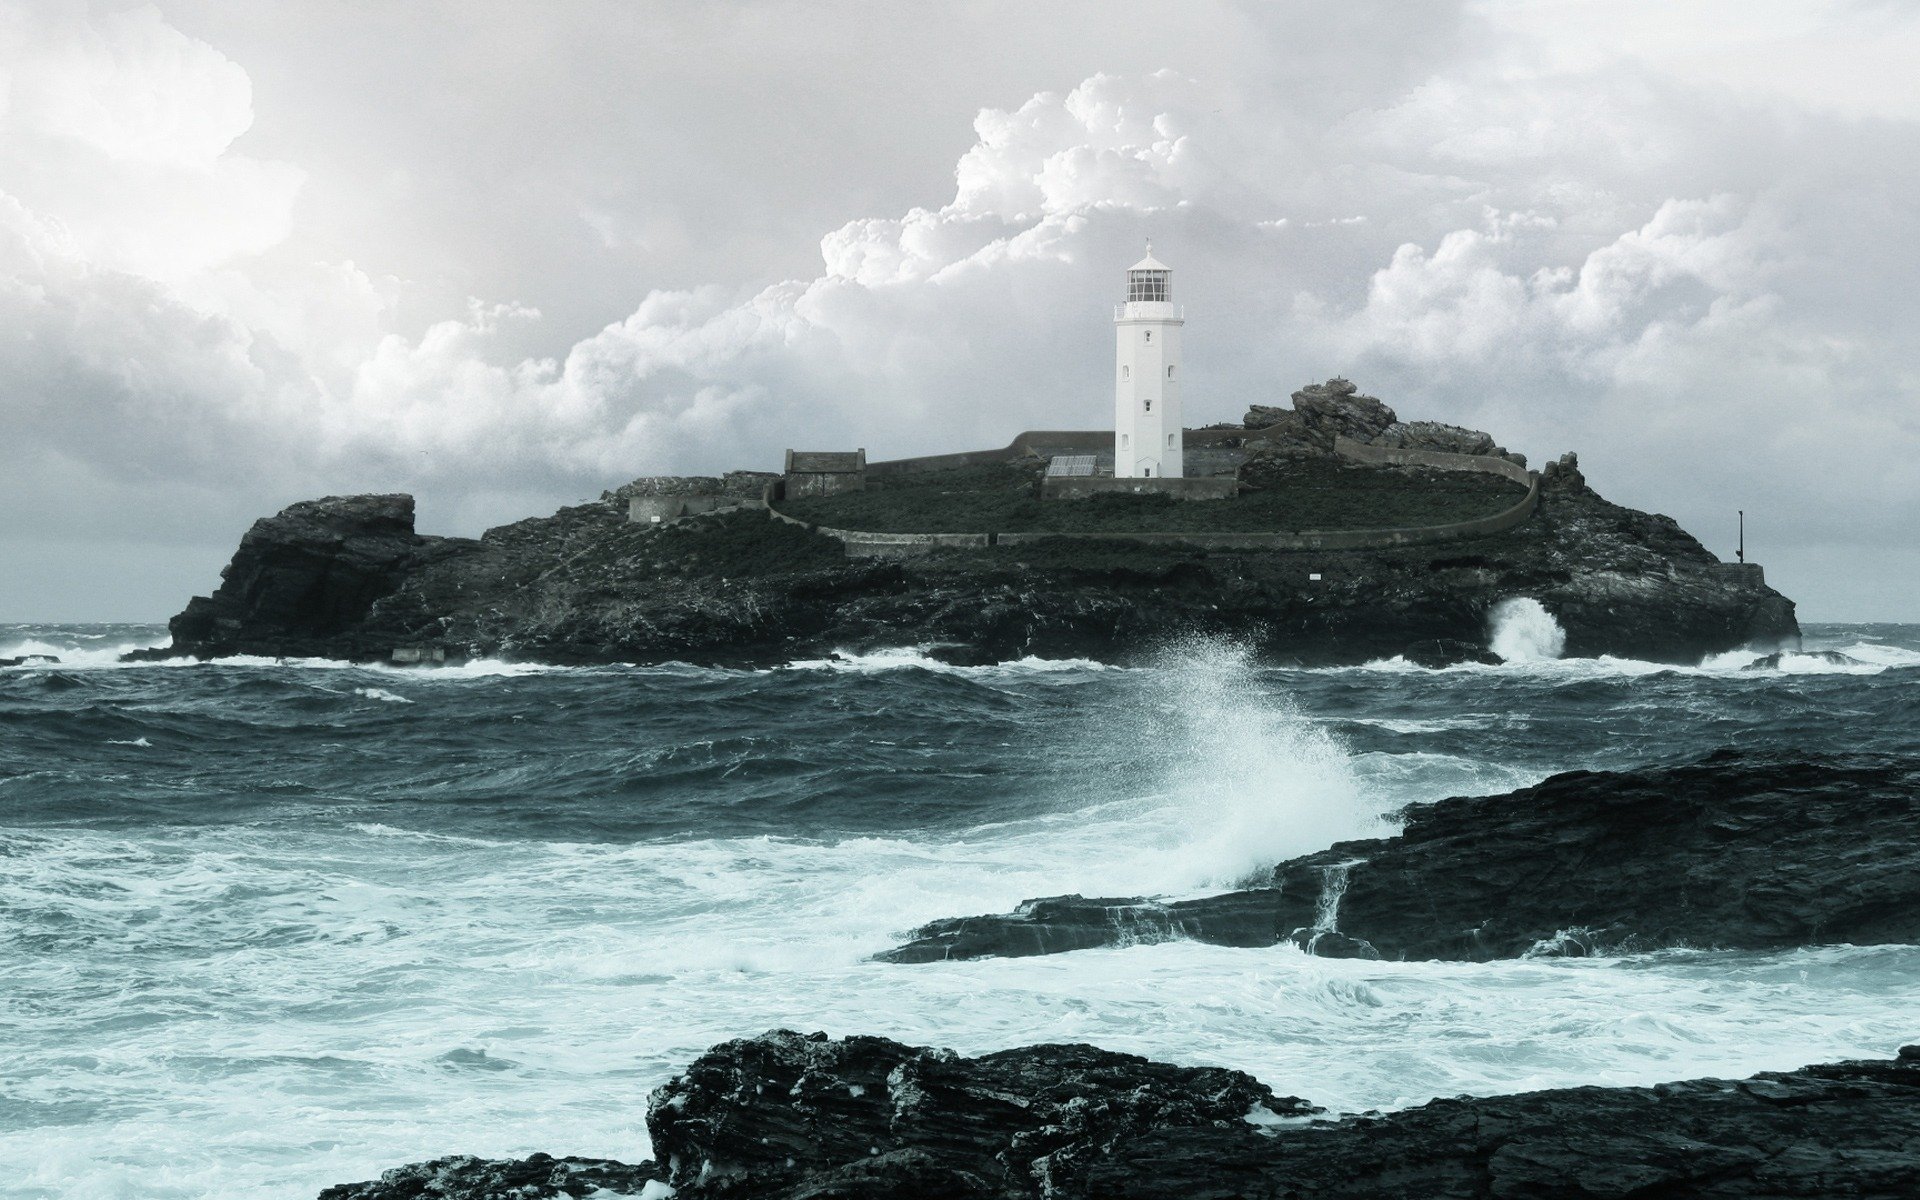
[1488,597,1567,662]
[4,620,1919,1197]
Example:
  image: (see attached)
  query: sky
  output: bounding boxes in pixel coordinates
[2,0,1916,622]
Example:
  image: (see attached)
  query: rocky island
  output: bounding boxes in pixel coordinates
[143,380,1795,669]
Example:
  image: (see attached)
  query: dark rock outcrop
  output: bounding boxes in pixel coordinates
[881,751,1920,964]
[148,494,467,661]
[317,1153,659,1200]
[648,1030,1308,1198]
[1244,378,1522,465]
[1244,377,1396,453]
[148,381,1797,668]
[322,1035,1920,1199]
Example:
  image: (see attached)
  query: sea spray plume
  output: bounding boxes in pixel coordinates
[1109,635,1382,892]
[1488,597,1567,662]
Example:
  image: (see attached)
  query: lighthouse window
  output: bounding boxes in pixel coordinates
[1128,270,1169,302]
[1143,330,1152,343]
[1121,434,1130,449]
[1166,365,1175,379]
[1167,434,1175,449]
[1121,365,1130,380]
[1144,398,1152,412]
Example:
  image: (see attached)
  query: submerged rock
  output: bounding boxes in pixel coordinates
[1743,649,1862,670]
[880,750,1920,964]
[322,1035,1920,1199]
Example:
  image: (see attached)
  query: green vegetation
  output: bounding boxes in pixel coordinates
[776,460,1524,535]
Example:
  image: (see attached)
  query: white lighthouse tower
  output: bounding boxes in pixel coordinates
[1113,242,1184,479]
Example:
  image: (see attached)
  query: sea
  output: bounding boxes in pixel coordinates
[3,614,1918,1198]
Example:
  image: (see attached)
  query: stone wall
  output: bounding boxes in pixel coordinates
[784,449,867,498]
[764,432,1542,558]
[765,506,989,558]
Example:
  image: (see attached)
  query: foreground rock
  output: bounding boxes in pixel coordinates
[321,1033,1920,1199]
[150,381,1795,668]
[882,750,1920,963]
[317,1154,658,1200]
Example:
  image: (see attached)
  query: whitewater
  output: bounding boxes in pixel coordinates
[3,620,1918,1198]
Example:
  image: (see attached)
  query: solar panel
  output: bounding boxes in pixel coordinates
[1046,454,1097,478]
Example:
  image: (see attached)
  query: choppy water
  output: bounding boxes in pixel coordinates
[3,621,1918,1198]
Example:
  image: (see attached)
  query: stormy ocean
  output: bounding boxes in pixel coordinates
[3,618,1918,1198]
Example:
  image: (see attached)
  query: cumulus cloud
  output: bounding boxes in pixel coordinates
[2,1,1917,618]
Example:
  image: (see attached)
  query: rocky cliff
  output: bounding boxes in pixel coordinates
[880,751,1920,964]
[147,382,1797,667]
[319,1033,1920,1199]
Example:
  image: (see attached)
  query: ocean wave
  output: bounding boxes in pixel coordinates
[1347,640,1920,679]
[776,647,1118,675]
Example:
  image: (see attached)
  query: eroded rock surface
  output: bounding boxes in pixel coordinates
[321,1036,1920,1199]
[647,1030,1308,1198]
[881,751,1920,964]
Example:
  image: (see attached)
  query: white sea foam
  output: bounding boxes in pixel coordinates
[6,624,1918,1198]
[352,687,414,703]
[9,811,1914,1200]
[1352,639,1920,679]
[1488,597,1567,663]
[0,636,167,668]
[779,647,1116,676]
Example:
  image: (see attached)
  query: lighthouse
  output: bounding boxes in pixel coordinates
[1113,243,1184,479]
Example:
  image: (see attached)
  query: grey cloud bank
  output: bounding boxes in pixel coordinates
[2,0,1915,621]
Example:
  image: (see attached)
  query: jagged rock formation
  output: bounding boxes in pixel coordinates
[1241,378,1524,479]
[146,381,1796,667]
[650,1031,1307,1198]
[881,751,1920,964]
[319,1035,1920,1199]
[151,495,466,661]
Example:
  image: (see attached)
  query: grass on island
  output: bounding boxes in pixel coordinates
[775,460,1525,535]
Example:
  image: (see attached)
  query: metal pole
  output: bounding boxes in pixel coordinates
[1737,510,1745,564]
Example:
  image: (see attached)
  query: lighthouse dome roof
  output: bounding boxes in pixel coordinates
[1129,251,1169,272]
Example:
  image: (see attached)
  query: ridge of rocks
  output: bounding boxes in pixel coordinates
[319,1034,1920,1199]
[881,750,1920,964]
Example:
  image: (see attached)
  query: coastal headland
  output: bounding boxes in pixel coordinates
[143,379,1796,669]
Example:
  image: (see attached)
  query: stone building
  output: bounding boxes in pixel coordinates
[612,472,774,525]
[783,449,867,498]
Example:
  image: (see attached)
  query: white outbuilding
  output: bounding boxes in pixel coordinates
[1113,243,1184,479]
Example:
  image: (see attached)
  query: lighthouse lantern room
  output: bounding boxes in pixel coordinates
[1113,242,1184,479]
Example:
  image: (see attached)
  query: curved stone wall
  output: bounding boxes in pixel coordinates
[768,436,1541,558]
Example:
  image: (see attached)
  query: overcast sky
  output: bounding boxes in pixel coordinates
[3,0,1916,623]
